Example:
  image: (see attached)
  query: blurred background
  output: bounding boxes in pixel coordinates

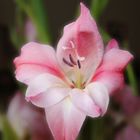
[0,0,140,140]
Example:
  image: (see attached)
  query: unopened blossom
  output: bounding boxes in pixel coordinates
[25,19,37,41]
[7,93,53,140]
[14,3,133,140]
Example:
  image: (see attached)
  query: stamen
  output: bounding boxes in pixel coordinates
[62,41,75,50]
[77,60,81,69]
[70,41,85,62]
[70,41,75,49]
[69,54,77,65]
[63,58,74,67]
[81,81,86,89]
[70,85,75,88]
[70,80,76,88]
[62,46,71,50]
[72,80,76,85]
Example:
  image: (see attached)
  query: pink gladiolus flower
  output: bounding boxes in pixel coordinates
[14,3,133,140]
[7,93,53,140]
[113,86,140,117]
[115,125,140,140]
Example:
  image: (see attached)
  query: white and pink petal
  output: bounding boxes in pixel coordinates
[97,39,133,73]
[14,42,64,84]
[27,87,70,108]
[86,82,109,115]
[93,71,124,94]
[45,98,86,140]
[105,39,119,52]
[91,39,133,94]
[70,88,101,118]
[26,73,69,108]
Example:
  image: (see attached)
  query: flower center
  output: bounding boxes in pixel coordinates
[62,41,86,89]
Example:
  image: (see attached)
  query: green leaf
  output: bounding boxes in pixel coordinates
[15,0,51,44]
[126,64,138,96]
[91,0,109,20]
[10,7,26,49]
[1,115,19,140]
[29,0,51,43]
[90,118,105,140]
[123,41,138,96]
[100,27,111,43]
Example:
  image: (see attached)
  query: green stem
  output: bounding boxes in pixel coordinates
[30,0,51,43]
[1,115,19,140]
[91,118,104,140]
[126,64,138,95]
[100,27,111,43]
[10,7,26,49]
[91,0,109,21]
[15,0,51,44]
[123,41,138,95]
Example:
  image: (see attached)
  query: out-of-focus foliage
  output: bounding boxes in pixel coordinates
[91,0,109,20]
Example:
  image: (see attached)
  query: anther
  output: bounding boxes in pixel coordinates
[72,80,76,85]
[63,58,74,67]
[81,81,86,89]
[69,54,77,65]
[70,85,75,88]
[77,60,81,69]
